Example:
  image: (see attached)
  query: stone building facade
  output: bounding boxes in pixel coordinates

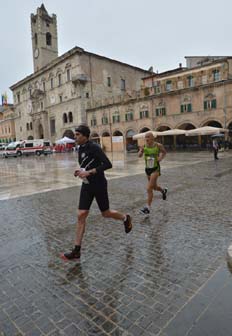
[10,5,150,143]
[87,57,232,151]
[0,105,16,143]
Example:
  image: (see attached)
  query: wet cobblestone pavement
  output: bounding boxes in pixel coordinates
[1,155,232,335]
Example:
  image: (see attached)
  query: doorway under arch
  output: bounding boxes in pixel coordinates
[203,120,223,128]
[63,129,75,139]
[101,131,111,151]
[113,130,123,136]
[177,123,196,149]
[102,131,110,137]
[156,126,172,148]
[38,124,44,139]
[91,132,100,145]
[126,129,138,152]
[139,127,150,133]
[156,126,170,131]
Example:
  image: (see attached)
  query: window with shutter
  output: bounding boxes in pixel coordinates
[187,104,192,112]
[212,99,217,108]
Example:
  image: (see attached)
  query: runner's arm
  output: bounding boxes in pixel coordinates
[158,143,166,162]
[138,146,144,158]
[88,145,112,175]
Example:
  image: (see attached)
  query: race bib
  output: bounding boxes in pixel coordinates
[146,156,155,168]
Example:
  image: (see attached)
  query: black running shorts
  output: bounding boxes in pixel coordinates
[145,164,160,176]
[78,179,109,212]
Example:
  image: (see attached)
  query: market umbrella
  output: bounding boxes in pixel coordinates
[132,130,162,140]
[158,129,186,136]
[55,136,75,144]
[185,126,227,136]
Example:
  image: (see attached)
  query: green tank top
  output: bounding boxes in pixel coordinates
[144,144,160,169]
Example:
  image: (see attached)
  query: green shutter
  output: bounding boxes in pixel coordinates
[146,110,149,117]
[204,101,207,110]
[125,114,128,121]
[163,108,166,116]
[212,99,217,108]
[188,104,192,112]
[181,105,184,113]
[140,111,142,119]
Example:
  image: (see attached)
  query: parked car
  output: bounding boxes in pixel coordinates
[126,143,139,153]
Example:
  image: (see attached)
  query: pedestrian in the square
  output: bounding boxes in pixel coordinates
[138,131,167,216]
[61,125,132,261]
[212,138,219,160]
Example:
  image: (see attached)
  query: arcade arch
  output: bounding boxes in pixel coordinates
[176,123,196,149]
[139,127,150,133]
[202,120,223,128]
[91,132,100,145]
[63,129,75,139]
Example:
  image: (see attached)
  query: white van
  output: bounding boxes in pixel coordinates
[17,139,52,156]
[3,141,22,158]
[0,143,7,157]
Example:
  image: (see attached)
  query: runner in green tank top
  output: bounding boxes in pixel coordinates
[138,131,167,215]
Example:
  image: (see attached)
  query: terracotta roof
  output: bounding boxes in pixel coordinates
[10,46,151,90]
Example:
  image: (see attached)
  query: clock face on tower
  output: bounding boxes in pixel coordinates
[34,48,39,58]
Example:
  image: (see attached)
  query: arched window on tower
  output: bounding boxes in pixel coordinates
[35,33,38,46]
[63,113,68,124]
[68,112,73,123]
[46,32,52,46]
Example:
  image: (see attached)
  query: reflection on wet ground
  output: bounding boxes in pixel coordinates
[0,152,232,335]
[0,150,231,200]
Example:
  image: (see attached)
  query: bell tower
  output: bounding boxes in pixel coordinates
[31,4,58,72]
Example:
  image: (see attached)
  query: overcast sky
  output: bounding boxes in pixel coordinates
[1,0,232,103]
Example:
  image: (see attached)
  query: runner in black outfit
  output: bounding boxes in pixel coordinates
[61,125,132,261]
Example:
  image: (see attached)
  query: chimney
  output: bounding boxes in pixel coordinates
[179,63,182,68]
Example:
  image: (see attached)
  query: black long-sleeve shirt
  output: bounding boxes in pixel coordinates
[78,141,112,183]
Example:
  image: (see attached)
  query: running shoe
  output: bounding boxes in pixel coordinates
[61,247,81,261]
[139,207,150,215]
[162,188,168,200]
[124,214,132,233]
